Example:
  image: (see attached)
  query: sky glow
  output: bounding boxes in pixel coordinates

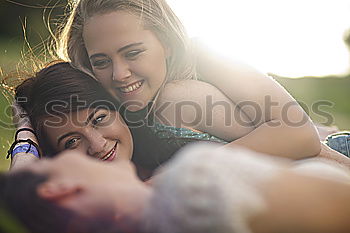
[168,0,350,77]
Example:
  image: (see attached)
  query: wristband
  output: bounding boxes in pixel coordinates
[7,139,41,159]
[11,143,40,159]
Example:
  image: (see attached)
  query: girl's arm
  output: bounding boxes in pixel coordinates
[158,80,318,159]
[10,102,39,170]
[317,143,350,168]
[251,169,350,233]
[156,80,255,143]
[194,44,320,159]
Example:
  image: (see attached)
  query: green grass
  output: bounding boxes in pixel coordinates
[275,75,350,130]
[0,38,23,73]
[0,92,13,171]
[0,39,23,171]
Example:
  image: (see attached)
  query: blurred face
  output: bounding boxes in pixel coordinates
[28,152,150,220]
[83,11,168,111]
[43,108,133,162]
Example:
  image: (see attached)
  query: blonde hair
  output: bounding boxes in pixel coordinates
[56,0,196,81]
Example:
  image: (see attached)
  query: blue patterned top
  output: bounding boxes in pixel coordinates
[123,104,228,171]
[150,122,228,147]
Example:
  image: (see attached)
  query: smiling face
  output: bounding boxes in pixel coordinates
[83,11,168,111]
[43,107,133,162]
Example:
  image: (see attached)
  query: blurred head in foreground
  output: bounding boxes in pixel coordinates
[1,150,151,233]
[2,144,350,233]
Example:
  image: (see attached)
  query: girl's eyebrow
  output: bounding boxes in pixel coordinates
[89,42,143,60]
[85,108,100,125]
[57,132,79,146]
[117,42,143,53]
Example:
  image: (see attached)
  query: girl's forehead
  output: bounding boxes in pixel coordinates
[83,12,148,51]
[85,11,144,31]
[42,109,90,125]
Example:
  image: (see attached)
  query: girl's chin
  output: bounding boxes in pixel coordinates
[118,98,150,112]
[123,104,148,112]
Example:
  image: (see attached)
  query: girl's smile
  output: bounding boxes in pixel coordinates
[44,108,133,162]
[83,11,169,111]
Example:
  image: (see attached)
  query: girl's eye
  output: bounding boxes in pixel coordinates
[125,50,144,59]
[64,138,80,149]
[92,59,111,69]
[92,114,107,126]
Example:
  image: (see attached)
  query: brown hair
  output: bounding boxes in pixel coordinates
[14,62,185,172]
[15,62,119,156]
[0,171,122,233]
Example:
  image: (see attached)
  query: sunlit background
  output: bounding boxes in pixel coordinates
[168,0,350,77]
[1,0,350,170]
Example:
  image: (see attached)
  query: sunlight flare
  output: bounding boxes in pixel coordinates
[168,0,350,77]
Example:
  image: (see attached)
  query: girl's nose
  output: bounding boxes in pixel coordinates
[87,131,107,158]
[112,60,132,82]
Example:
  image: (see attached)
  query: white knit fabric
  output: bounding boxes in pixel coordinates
[144,143,350,233]
[144,143,288,233]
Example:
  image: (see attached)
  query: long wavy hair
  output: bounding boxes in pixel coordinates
[55,0,196,82]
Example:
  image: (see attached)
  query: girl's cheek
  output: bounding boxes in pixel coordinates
[94,70,111,84]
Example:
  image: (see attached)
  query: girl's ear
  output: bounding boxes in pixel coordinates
[37,180,82,202]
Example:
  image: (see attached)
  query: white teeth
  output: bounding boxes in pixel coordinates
[101,145,116,161]
[119,81,142,93]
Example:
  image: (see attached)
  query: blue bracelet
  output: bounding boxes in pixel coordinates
[11,143,40,159]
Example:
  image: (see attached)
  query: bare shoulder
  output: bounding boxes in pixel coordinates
[159,80,222,103]
[154,79,254,139]
[155,80,230,127]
